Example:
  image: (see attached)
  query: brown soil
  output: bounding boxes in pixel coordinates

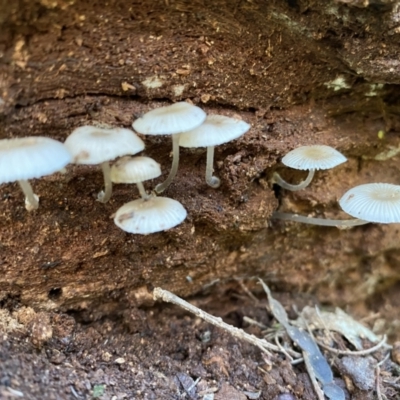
[1,282,398,400]
[2,0,400,398]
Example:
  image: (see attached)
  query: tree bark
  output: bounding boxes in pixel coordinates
[1,0,400,327]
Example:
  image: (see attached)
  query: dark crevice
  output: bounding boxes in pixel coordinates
[48,287,63,300]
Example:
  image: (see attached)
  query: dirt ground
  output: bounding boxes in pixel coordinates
[2,0,400,398]
[1,281,399,400]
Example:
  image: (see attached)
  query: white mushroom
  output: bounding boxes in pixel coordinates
[132,102,206,193]
[111,156,161,200]
[339,183,400,223]
[114,196,187,234]
[272,145,347,191]
[179,114,250,188]
[273,183,400,228]
[0,137,71,211]
[64,126,144,203]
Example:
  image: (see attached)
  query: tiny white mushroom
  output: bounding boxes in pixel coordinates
[179,114,250,188]
[272,145,347,191]
[111,156,161,200]
[114,196,187,234]
[273,183,400,228]
[132,102,206,193]
[64,126,144,203]
[0,137,71,211]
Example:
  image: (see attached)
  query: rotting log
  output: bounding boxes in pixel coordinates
[1,1,400,333]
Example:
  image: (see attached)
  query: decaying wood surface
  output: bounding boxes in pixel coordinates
[0,0,399,334]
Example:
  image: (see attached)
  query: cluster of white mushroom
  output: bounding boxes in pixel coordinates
[272,145,400,227]
[0,102,250,235]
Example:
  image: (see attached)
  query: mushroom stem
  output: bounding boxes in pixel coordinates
[272,169,315,191]
[136,181,150,200]
[98,161,112,203]
[206,145,220,188]
[272,211,369,228]
[155,134,180,194]
[18,179,39,211]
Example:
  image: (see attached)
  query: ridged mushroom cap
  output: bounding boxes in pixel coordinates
[339,183,400,223]
[179,114,250,148]
[114,196,187,234]
[132,102,206,135]
[65,126,144,165]
[282,145,347,170]
[111,156,161,184]
[0,137,71,183]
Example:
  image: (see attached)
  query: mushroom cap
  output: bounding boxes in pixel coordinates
[114,196,187,234]
[179,114,250,148]
[339,183,400,223]
[111,156,161,184]
[0,136,72,184]
[65,126,144,165]
[132,102,206,136]
[282,145,347,170]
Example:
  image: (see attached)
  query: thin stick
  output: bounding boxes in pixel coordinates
[274,331,294,362]
[316,334,388,356]
[236,279,260,304]
[303,351,325,400]
[186,377,201,396]
[376,363,383,400]
[243,316,268,330]
[314,306,338,348]
[382,379,400,390]
[258,366,271,374]
[376,352,391,367]
[153,287,300,357]
[254,342,275,359]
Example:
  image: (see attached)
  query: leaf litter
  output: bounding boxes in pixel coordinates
[154,279,399,399]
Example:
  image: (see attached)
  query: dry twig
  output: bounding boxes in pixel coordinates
[153,287,301,358]
[316,334,389,356]
[303,352,325,400]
